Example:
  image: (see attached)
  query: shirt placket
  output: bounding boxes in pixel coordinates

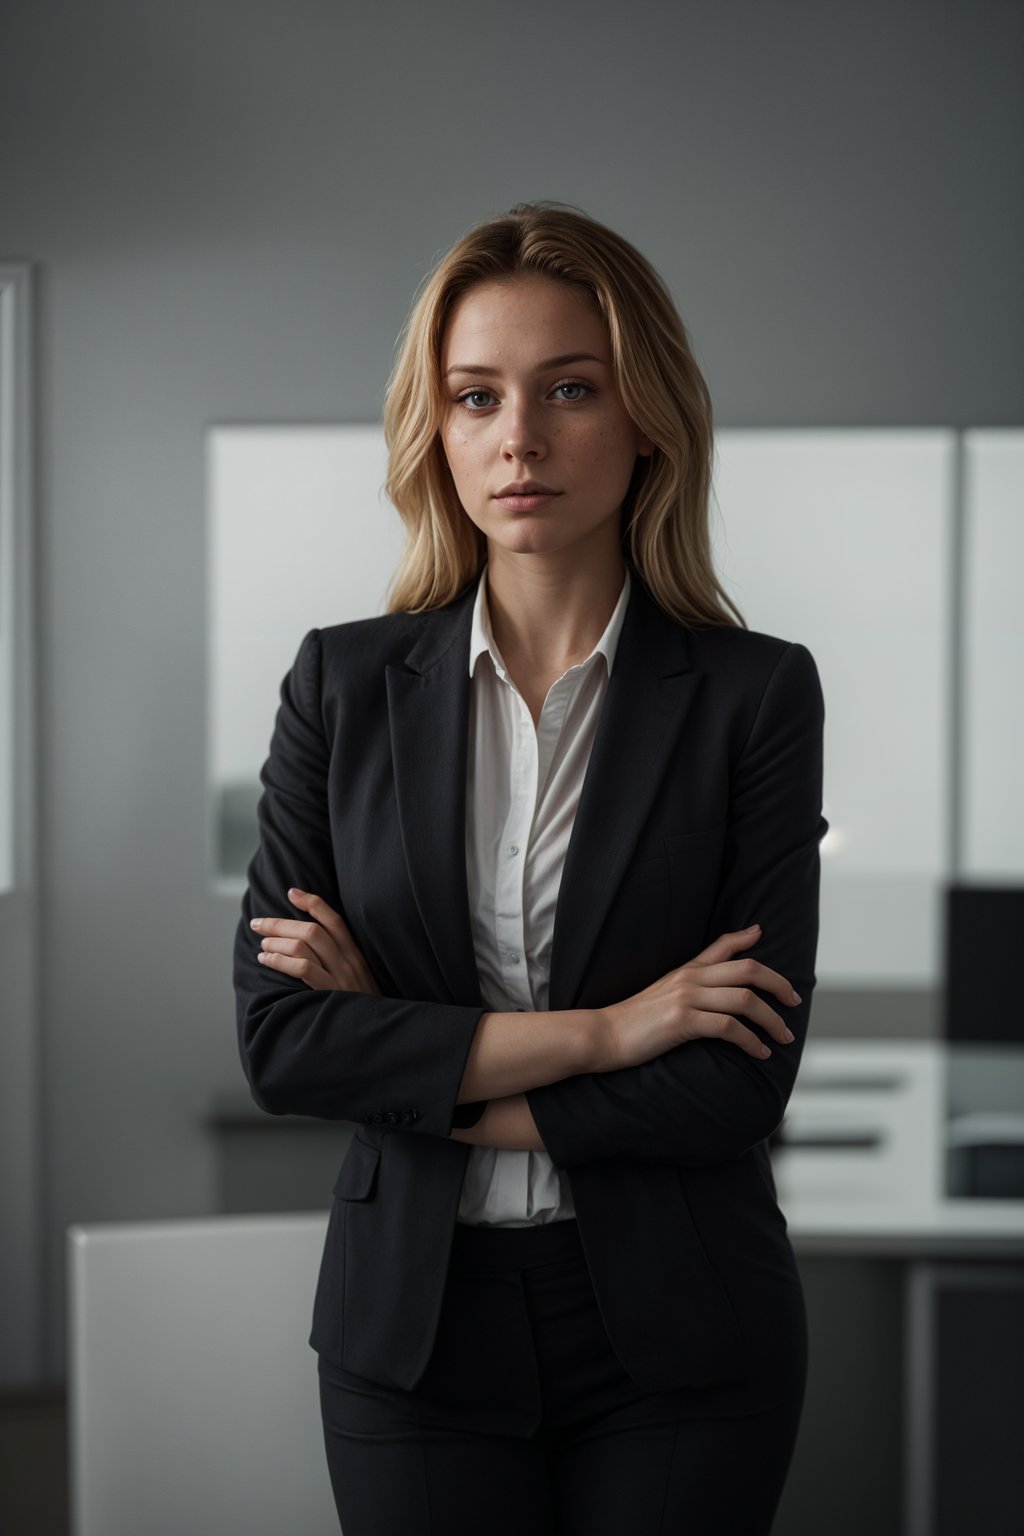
[492,677,537,1014]
[534,669,580,804]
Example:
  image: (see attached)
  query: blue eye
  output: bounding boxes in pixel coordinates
[552,380,592,402]
[458,389,497,410]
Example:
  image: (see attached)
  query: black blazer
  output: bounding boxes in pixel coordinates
[233,573,827,1394]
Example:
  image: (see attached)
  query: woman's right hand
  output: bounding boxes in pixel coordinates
[595,924,801,1073]
[250,887,381,995]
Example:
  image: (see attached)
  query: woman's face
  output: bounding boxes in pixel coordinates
[439,274,652,565]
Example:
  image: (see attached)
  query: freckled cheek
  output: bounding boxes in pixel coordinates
[441,439,478,491]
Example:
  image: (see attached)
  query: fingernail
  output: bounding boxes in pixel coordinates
[760,1045,772,1058]
[790,991,802,1005]
[256,952,267,963]
[249,919,262,929]
[783,1027,795,1043]
[745,923,761,932]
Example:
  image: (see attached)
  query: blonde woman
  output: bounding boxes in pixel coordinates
[235,202,827,1534]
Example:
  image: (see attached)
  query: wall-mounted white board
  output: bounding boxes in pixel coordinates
[712,430,955,985]
[208,425,1023,988]
[207,426,404,880]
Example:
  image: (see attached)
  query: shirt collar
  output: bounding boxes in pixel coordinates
[469,565,632,680]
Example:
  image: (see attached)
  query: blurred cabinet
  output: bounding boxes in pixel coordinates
[906,1263,1024,1536]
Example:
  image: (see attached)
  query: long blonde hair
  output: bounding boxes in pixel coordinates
[384,201,744,628]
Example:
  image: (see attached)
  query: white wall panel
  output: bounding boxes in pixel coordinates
[207,425,402,880]
[209,427,959,983]
[714,431,955,984]
[962,431,1024,880]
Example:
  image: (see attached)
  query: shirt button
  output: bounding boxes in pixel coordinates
[507,843,519,856]
[509,952,521,965]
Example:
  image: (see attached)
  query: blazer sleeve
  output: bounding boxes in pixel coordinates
[233,627,486,1137]
[525,640,827,1169]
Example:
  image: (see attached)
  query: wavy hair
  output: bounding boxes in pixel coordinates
[384,201,744,628]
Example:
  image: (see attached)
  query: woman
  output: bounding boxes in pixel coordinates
[234,202,827,1535]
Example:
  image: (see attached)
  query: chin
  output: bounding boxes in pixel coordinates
[483,514,591,554]
[491,530,575,558]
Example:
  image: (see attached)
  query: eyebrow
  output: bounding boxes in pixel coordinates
[444,351,609,377]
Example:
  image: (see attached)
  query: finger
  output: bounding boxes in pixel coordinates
[686,925,762,967]
[253,920,339,975]
[707,987,794,1045]
[258,937,321,963]
[689,958,801,1007]
[287,888,353,942]
[689,984,793,1045]
[260,935,375,993]
[690,1011,773,1061]
[287,889,381,995]
[285,891,369,975]
[256,948,334,989]
[250,916,319,939]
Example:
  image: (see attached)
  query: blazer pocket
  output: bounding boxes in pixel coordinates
[618,852,670,893]
[332,1135,381,1202]
[662,820,727,857]
[618,823,727,894]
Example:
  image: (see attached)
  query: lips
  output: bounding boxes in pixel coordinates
[492,483,562,513]
[494,481,560,497]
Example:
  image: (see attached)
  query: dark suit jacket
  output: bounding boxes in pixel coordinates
[233,572,827,1394]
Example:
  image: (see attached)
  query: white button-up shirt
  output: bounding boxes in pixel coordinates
[457,565,631,1226]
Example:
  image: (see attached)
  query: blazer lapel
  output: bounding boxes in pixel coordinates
[386,582,482,1005]
[548,581,704,1011]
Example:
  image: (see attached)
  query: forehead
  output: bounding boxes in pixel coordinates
[441,275,608,365]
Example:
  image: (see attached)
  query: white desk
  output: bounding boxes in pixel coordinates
[776,1040,1024,1252]
[775,1040,1024,1536]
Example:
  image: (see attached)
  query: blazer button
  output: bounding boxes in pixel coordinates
[408,1110,421,1123]
[384,1110,399,1124]
[370,1111,385,1124]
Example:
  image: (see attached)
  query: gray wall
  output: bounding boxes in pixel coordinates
[1,0,1022,1382]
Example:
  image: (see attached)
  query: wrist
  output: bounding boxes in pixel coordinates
[452,1094,544,1151]
[579,1007,614,1074]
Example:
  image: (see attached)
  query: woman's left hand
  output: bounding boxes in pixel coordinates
[249,888,381,994]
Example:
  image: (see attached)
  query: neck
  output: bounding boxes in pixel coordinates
[484,543,626,676]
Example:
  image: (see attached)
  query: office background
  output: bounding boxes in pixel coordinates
[1,1,1022,1532]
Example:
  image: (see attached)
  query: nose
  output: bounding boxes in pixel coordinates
[501,398,546,463]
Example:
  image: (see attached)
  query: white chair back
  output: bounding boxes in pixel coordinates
[68,1213,338,1536]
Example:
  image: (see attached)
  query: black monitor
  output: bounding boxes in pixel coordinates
[944,885,1024,1043]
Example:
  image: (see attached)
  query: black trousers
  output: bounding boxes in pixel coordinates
[318,1217,807,1535]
